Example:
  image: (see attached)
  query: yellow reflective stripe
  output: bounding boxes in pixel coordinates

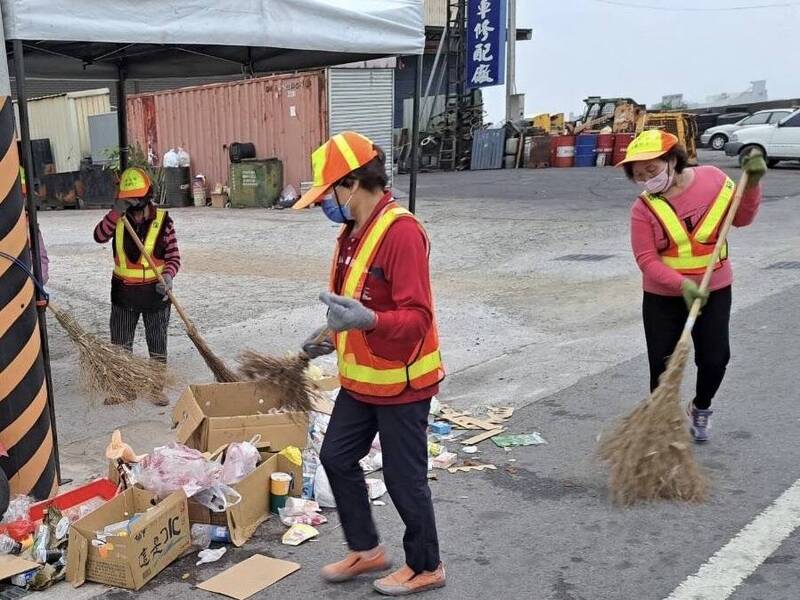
[332,134,361,171]
[311,144,328,187]
[695,177,735,242]
[342,207,411,298]
[339,350,443,385]
[643,195,692,258]
[662,243,728,269]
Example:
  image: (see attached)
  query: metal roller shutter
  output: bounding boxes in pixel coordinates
[327,68,395,181]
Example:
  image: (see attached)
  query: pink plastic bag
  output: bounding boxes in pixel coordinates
[135,444,222,498]
[221,441,260,485]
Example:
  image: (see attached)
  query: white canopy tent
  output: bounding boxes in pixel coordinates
[1,0,426,481]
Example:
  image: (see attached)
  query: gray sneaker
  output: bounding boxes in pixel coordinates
[687,404,713,443]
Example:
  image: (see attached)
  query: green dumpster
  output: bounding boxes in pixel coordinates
[228,159,283,208]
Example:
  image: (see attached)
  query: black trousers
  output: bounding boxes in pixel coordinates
[319,389,440,574]
[110,303,171,362]
[643,286,732,409]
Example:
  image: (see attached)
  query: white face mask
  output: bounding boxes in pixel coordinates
[642,163,674,194]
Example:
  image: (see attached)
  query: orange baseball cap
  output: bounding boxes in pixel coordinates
[616,129,679,165]
[294,132,378,209]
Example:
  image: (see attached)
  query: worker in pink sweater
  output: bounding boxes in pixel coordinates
[620,130,766,442]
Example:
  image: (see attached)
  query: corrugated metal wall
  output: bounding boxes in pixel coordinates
[328,69,395,176]
[424,0,448,27]
[70,90,112,159]
[127,72,328,190]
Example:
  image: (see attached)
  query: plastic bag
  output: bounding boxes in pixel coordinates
[3,496,33,523]
[313,465,336,508]
[366,478,387,500]
[135,443,222,498]
[192,484,242,513]
[32,524,49,563]
[176,147,191,167]
[221,441,260,485]
[162,149,179,168]
[196,547,226,566]
[279,512,327,527]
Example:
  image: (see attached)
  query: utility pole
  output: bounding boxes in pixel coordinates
[505,0,517,122]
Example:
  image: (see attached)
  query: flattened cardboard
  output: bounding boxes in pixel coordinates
[172,382,308,453]
[197,554,300,600]
[66,488,190,590]
[0,555,40,581]
[461,428,505,446]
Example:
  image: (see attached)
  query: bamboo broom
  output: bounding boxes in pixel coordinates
[120,215,237,383]
[237,327,332,413]
[599,164,753,505]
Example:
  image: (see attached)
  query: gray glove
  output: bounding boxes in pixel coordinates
[319,292,377,332]
[112,199,129,215]
[302,327,335,359]
[155,274,173,301]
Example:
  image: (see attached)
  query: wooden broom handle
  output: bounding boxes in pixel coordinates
[119,214,196,334]
[681,167,751,340]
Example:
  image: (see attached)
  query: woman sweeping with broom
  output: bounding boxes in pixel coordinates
[619,130,766,443]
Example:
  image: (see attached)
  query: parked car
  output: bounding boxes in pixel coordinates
[724,109,800,167]
[701,109,794,150]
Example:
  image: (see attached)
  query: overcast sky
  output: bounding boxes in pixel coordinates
[481,0,800,122]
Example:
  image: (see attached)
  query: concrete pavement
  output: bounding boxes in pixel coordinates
[31,150,800,598]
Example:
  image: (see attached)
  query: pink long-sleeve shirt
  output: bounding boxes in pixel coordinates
[630,165,762,296]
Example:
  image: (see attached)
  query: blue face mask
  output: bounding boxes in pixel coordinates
[321,193,353,223]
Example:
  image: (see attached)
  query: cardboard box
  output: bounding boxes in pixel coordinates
[66,489,190,590]
[172,382,308,453]
[186,451,302,546]
[210,192,228,208]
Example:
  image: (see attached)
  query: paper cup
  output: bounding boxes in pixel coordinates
[270,472,292,513]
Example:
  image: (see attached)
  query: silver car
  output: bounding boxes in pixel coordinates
[701,109,793,150]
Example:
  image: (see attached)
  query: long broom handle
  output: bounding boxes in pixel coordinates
[119,214,197,336]
[680,167,752,342]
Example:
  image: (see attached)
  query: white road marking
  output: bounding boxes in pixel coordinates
[665,478,800,600]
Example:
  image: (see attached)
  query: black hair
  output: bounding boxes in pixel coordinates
[623,144,689,180]
[336,145,388,192]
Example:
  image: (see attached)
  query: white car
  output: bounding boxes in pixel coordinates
[701,109,793,151]
[724,109,800,167]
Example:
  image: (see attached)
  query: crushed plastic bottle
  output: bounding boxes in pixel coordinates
[0,534,21,555]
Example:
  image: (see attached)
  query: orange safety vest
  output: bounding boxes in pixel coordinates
[329,202,445,397]
[113,209,166,283]
[641,176,735,276]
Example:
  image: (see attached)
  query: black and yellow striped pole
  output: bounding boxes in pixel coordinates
[0,37,58,499]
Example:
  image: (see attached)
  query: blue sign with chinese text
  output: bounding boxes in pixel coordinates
[466,0,506,89]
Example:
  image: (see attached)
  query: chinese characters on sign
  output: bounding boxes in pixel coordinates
[467,0,506,89]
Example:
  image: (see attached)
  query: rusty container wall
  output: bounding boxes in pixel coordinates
[127,71,327,191]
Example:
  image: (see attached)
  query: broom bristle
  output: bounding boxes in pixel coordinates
[599,339,708,505]
[186,328,238,383]
[49,304,174,404]
[237,349,318,413]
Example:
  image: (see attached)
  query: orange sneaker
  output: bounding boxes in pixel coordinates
[321,547,391,583]
[373,563,446,596]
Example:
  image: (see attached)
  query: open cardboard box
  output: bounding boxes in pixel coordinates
[172,381,308,453]
[66,488,190,590]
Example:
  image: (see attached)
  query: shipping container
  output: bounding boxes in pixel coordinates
[128,71,327,193]
[127,68,395,194]
[14,88,111,173]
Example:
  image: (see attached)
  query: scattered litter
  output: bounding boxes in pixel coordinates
[462,446,478,454]
[372,500,386,507]
[448,464,497,474]
[221,439,260,485]
[197,547,227,566]
[491,433,547,448]
[279,513,327,527]
[461,428,505,446]
[431,452,457,470]
[182,573,191,580]
[438,408,497,431]
[427,442,443,457]
[192,524,232,545]
[281,524,319,546]
[429,422,451,436]
[366,478,387,500]
[197,555,300,600]
[486,407,515,424]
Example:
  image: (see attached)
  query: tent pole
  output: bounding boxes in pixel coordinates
[408,53,423,214]
[13,39,63,484]
[116,68,128,169]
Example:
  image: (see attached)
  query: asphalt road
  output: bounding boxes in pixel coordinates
[35,149,800,599]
